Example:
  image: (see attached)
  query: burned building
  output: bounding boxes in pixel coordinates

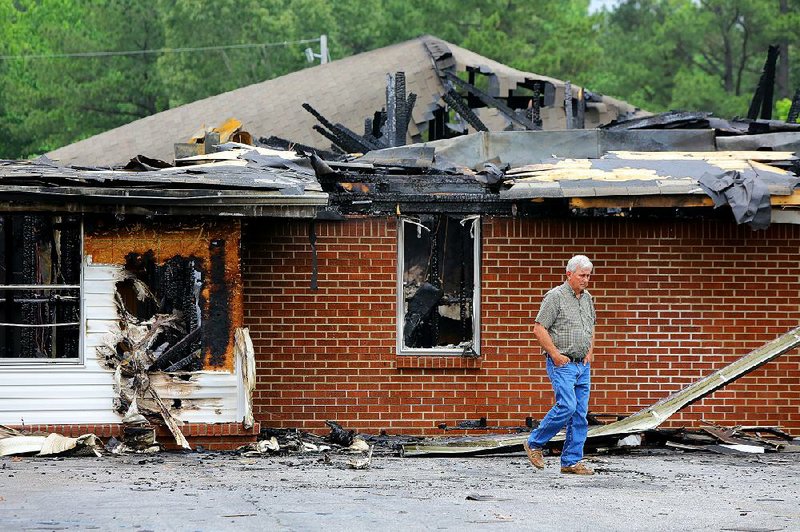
[0,149,325,449]
[2,38,800,450]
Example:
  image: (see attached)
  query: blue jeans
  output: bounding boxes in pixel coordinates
[527,357,591,467]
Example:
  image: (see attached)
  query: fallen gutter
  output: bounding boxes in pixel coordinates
[402,324,800,456]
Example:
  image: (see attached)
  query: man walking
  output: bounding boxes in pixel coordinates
[524,255,596,475]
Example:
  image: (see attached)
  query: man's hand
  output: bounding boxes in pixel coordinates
[583,351,593,365]
[551,353,571,366]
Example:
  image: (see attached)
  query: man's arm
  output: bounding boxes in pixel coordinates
[584,294,596,365]
[533,322,570,366]
[584,335,595,365]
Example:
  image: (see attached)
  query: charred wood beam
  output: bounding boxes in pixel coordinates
[333,122,382,152]
[372,111,386,138]
[385,73,399,147]
[164,351,201,372]
[575,87,586,129]
[384,72,416,147]
[532,83,542,128]
[441,90,488,132]
[404,93,417,134]
[428,225,441,345]
[333,199,513,216]
[428,107,447,141]
[747,45,780,120]
[787,88,800,123]
[302,102,339,135]
[303,103,371,153]
[148,327,201,371]
[20,215,39,357]
[564,81,573,129]
[444,71,537,130]
[392,73,413,146]
[256,135,342,158]
[312,125,353,153]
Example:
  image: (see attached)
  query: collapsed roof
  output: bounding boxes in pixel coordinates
[6,111,800,229]
[45,36,642,167]
[0,146,327,217]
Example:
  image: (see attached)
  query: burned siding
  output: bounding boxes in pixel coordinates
[84,218,242,372]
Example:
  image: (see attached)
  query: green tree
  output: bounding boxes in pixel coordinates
[1,0,796,159]
[157,0,338,107]
[1,0,168,158]
[592,0,796,118]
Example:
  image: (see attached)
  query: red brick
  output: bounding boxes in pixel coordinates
[242,217,800,436]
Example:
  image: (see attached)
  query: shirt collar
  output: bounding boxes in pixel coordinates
[561,281,582,298]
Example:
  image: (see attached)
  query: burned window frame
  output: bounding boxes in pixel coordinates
[0,214,83,365]
[396,215,481,357]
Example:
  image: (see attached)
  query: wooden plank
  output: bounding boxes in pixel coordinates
[570,196,714,208]
[770,190,800,205]
[570,190,800,209]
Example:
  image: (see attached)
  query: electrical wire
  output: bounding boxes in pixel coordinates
[0,38,322,60]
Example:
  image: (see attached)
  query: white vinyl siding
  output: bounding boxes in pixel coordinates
[0,259,244,425]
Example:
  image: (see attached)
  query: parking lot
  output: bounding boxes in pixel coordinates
[1,448,798,531]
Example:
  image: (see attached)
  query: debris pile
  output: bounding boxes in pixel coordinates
[0,425,103,458]
[649,422,800,455]
[236,422,380,469]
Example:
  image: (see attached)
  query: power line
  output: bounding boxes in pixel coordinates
[0,38,322,60]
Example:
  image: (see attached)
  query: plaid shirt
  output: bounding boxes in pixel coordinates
[535,282,595,359]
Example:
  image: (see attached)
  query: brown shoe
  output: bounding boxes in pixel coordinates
[522,440,544,469]
[560,462,594,475]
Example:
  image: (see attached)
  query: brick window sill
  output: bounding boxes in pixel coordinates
[395,356,482,369]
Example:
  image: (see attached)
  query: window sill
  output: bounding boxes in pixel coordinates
[0,360,84,369]
[395,355,482,370]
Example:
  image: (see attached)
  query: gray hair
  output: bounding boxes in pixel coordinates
[566,255,593,273]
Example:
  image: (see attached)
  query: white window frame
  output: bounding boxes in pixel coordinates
[0,217,83,365]
[396,215,481,356]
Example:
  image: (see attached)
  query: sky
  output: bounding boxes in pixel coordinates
[589,0,622,12]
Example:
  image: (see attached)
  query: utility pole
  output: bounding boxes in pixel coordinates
[320,34,329,64]
[305,35,330,65]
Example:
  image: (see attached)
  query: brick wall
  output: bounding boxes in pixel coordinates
[243,216,800,436]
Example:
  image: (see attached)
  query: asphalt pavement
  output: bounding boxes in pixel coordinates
[1,448,798,531]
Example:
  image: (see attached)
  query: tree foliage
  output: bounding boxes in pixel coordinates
[0,0,797,159]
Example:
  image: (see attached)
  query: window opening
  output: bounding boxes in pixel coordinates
[0,214,81,361]
[398,215,480,355]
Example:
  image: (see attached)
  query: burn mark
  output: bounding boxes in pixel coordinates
[309,221,318,291]
[90,218,242,372]
[204,239,230,367]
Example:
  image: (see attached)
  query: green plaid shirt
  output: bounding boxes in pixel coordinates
[535,282,595,359]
